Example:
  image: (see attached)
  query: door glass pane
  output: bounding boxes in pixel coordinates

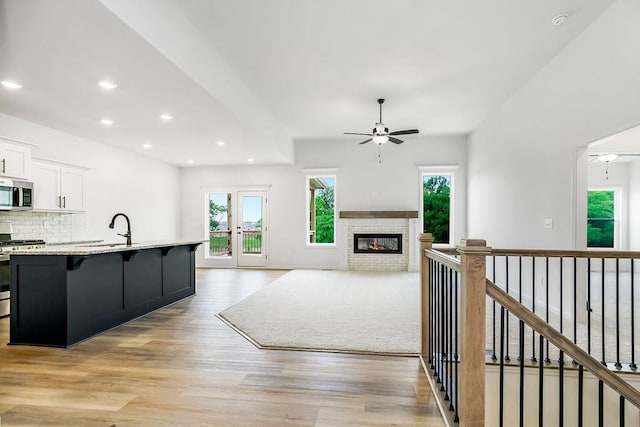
[242,195,262,254]
[209,192,231,257]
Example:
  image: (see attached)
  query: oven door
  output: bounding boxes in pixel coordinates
[0,254,9,317]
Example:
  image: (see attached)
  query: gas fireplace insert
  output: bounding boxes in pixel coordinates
[353,233,402,254]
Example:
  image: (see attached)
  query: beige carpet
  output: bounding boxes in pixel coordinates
[218,270,421,355]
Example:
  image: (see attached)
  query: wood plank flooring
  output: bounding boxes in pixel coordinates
[0,268,444,426]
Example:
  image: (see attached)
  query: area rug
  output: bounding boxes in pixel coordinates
[217,270,420,355]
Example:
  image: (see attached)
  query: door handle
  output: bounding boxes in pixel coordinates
[58,195,62,208]
[62,196,66,208]
[1,158,5,174]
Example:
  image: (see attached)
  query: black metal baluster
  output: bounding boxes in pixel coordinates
[454,271,459,423]
[429,260,437,370]
[519,320,525,427]
[601,258,606,365]
[437,262,442,379]
[545,257,550,363]
[443,266,449,399]
[578,365,584,427]
[559,349,564,427]
[518,256,522,363]
[588,258,592,355]
[505,257,510,361]
[433,261,438,375]
[615,258,621,369]
[492,256,497,360]
[560,258,564,335]
[440,265,446,391]
[631,259,637,369]
[448,268,454,411]
[598,380,603,427]
[573,257,577,345]
[429,259,434,368]
[619,396,625,427]
[532,257,537,362]
[499,306,505,427]
[539,334,544,427]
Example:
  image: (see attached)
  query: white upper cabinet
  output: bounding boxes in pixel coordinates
[32,158,89,212]
[0,137,36,180]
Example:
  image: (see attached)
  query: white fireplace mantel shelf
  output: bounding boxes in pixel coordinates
[339,211,418,219]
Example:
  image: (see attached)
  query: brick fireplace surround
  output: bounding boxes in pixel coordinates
[338,211,419,272]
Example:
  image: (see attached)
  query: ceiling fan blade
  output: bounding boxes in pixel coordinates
[359,138,372,145]
[388,137,404,144]
[389,129,419,136]
[344,132,372,136]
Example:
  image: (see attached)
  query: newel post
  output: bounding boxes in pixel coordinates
[457,239,491,427]
[418,233,433,356]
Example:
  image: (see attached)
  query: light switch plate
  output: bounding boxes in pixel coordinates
[544,218,553,229]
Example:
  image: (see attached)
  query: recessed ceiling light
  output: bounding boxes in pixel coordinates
[216,141,225,146]
[187,159,194,164]
[247,158,254,163]
[100,118,114,126]
[1,80,23,89]
[160,114,173,121]
[552,14,568,26]
[98,80,117,89]
[143,143,152,149]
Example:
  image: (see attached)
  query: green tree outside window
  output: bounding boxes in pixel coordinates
[587,190,615,248]
[423,175,451,244]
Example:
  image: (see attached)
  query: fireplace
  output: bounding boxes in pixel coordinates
[353,233,402,254]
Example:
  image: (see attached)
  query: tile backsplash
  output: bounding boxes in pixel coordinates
[0,211,72,242]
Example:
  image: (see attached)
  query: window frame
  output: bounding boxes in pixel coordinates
[586,187,620,250]
[305,171,337,247]
[419,166,457,247]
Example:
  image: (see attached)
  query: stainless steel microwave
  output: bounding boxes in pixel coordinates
[0,179,33,210]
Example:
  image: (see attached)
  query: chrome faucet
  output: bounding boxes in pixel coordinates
[109,213,132,246]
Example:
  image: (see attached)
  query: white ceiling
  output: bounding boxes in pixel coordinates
[0,0,617,166]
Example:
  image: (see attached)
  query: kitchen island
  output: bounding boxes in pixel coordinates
[9,240,202,347]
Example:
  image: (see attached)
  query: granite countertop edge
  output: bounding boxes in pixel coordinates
[11,240,205,256]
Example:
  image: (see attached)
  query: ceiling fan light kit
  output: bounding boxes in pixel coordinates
[344,98,419,146]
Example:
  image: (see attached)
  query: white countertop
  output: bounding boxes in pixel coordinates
[10,240,205,256]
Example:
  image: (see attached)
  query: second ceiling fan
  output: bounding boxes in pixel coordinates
[344,98,419,145]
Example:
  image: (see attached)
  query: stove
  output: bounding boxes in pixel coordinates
[0,239,47,250]
[0,236,47,318]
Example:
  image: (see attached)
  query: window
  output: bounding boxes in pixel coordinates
[307,175,336,245]
[587,190,616,248]
[421,172,453,245]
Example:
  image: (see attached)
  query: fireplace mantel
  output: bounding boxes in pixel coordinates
[339,210,418,219]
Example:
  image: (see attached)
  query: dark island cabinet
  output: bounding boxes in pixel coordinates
[10,243,199,347]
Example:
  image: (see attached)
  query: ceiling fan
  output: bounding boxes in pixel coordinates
[344,99,419,145]
[588,153,640,162]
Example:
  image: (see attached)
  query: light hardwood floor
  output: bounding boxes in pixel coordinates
[0,268,444,426]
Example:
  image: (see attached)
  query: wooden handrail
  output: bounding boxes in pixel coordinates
[424,248,461,272]
[486,279,640,410]
[489,248,640,259]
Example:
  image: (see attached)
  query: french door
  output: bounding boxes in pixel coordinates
[206,190,268,267]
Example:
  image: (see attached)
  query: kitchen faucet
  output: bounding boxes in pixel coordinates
[109,213,132,246]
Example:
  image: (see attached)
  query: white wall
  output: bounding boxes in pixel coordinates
[468,0,640,249]
[630,161,640,249]
[0,113,181,242]
[181,135,467,269]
